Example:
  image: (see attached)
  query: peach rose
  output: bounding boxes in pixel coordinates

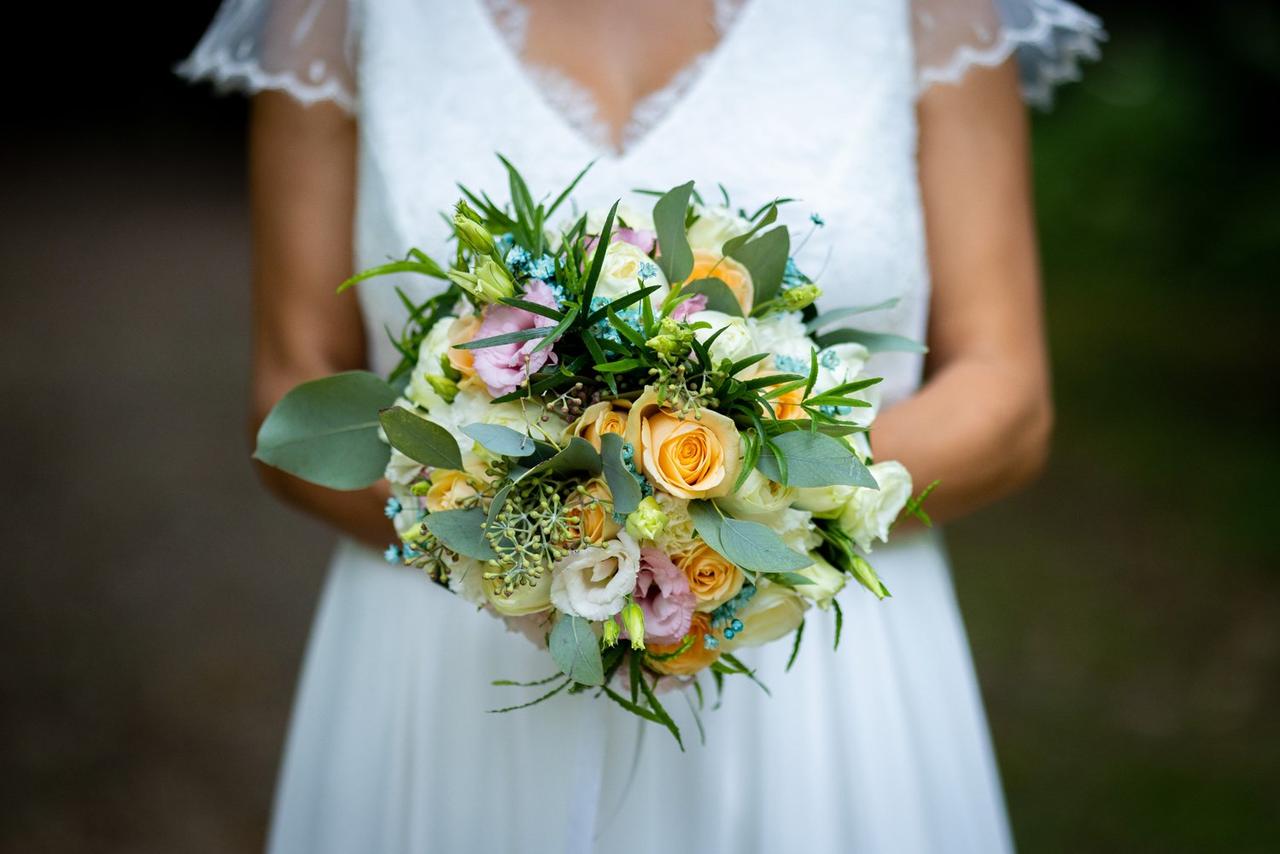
[646,612,721,677]
[685,249,754,315]
[756,371,806,420]
[625,389,742,500]
[446,314,483,378]
[676,542,745,612]
[568,400,630,451]
[424,469,479,513]
[564,477,621,544]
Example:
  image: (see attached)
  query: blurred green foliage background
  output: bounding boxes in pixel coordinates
[0,1,1276,851]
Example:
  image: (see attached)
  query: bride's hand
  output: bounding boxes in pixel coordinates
[874,59,1054,526]
[248,91,394,551]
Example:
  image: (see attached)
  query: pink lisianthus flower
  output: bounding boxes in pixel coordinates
[471,279,560,396]
[625,547,696,645]
[670,292,708,322]
[584,228,658,256]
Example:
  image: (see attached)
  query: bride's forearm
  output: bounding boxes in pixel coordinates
[869,357,1053,525]
[257,464,394,552]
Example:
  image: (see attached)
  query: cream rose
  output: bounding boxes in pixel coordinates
[424,469,479,513]
[595,240,669,306]
[445,554,489,606]
[550,531,641,620]
[676,542,745,612]
[407,316,459,411]
[625,388,743,500]
[716,468,795,519]
[686,205,752,253]
[764,507,822,554]
[793,483,856,518]
[836,461,913,552]
[794,554,847,610]
[485,565,553,616]
[685,310,759,375]
[721,581,808,650]
[653,493,699,556]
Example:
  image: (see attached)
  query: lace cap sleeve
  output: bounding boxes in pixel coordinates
[913,0,1104,107]
[176,0,359,112]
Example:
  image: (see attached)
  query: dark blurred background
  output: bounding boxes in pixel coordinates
[2,2,1276,851]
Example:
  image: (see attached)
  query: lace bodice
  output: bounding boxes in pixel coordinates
[179,0,1103,407]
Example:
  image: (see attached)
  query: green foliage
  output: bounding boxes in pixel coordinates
[253,371,397,490]
[688,500,812,572]
[379,407,464,471]
[728,225,789,304]
[549,615,604,686]
[653,181,696,282]
[422,508,498,560]
[461,423,536,457]
[755,430,879,488]
[599,433,642,515]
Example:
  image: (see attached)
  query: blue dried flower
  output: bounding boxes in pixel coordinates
[383,545,401,564]
[383,497,402,518]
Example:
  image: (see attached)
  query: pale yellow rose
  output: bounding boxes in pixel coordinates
[721,581,808,651]
[625,388,742,500]
[684,249,754,315]
[424,469,479,513]
[646,612,721,677]
[568,400,631,451]
[564,477,621,544]
[485,567,553,616]
[676,542,745,612]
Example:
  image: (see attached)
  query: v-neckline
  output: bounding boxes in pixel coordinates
[471,0,757,160]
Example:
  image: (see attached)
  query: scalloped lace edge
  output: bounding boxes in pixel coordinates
[175,50,356,113]
[916,0,1105,107]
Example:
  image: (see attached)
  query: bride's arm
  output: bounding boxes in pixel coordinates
[871,60,1053,524]
[248,92,393,550]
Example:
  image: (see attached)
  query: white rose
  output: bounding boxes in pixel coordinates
[749,312,816,373]
[761,507,822,553]
[550,531,641,620]
[485,565,554,616]
[794,554,846,610]
[594,239,669,306]
[836,461,913,552]
[792,483,855,518]
[687,310,758,370]
[722,580,808,650]
[407,317,457,410]
[716,468,795,519]
[385,448,425,486]
[686,205,751,253]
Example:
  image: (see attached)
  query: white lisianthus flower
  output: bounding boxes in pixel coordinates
[653,493,699,556]
[722,580,808,650]
[749,312,815,373]
[836,461,913,552]
[795,554,847,610]
[686,204,752,253]
[594,240,669,307]
[686,310,758,371]
[586,203,655,235]
[406,317,458,410]
[717,469,795,519]
[761,507,822,554]
[385,448,425,486]
[550,531,642,620]
[445,554,489,607]
[486,565,554,616]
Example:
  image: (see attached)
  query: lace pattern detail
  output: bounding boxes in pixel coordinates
[176,0,358,112]
[477,0,748,153]
[914,0,1104,107]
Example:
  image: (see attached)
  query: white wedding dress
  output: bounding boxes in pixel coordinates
[180,1,1102,851]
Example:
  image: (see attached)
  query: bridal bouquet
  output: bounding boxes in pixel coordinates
[255,159,932,746]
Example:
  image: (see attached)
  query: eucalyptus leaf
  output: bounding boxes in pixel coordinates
[422,508,497,560]
[379,407,464,471]
[254,371,397,490]
[680,277,744,316]
[600,433,642,515]
[804,298,901,332]
[814,327,928,354]
[462,423,536,458]
[728,225,789,304]
[653,181,696,283]
[549,615,604,686]
[688,501,811,573]
[756,430,878,488]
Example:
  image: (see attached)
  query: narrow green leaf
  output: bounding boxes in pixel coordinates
[498,297,563,320]
[785,620,806,672]
[804,298,901,331]
[379,407,464,470]
[580,201,618,309]
[814,328,928,353]
[454,326,552,350]
[337,257,447,293]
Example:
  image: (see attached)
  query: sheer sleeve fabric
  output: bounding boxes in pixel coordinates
[176,0,358,112]
[913,0,1104,107]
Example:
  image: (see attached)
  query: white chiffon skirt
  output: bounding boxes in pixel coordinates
[266,530,1014,854]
